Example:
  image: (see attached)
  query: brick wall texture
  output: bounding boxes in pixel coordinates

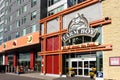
[102,0,120,80]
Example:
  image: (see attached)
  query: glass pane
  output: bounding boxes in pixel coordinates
[84,69,88,76]
[90,61,96,68]
[72,61,77,67]
[78,61,82,68]
[78,69,82,75]
[84,61,88,68]
[73,69,77,75]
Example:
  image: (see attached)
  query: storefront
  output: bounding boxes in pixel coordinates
[0,32,42,73]
[39,0,112,78]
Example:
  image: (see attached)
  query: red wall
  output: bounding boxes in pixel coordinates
[13,53,17,67]
[46,55,52,73]
[46,38,52,51]
[46,36,59,51]
[54,36,59,50]
[53,55,59,74]
[30,52,35,70]
[45,36,59,74]
[5,55,8,65]
[46,55,59,74]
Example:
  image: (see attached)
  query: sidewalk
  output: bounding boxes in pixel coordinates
[6,73,59,80]
[5,73,95,80]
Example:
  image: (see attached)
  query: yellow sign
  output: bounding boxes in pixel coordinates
[27,35,32,43]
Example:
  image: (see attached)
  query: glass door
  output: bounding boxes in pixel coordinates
[69,58,96,76]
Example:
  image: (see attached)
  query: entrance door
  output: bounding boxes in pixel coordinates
[68,58,96,76]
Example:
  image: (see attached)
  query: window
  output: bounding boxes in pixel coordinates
[48,0,60,6]
[31,0,37,7]
[5,1,8,6]
[8,35,12,40]
[17,0,21,4]
[9,6,11,12]
[16,20,20,27]
[4,27,7,33]
[22,5,27,13]
[48,5,64,16]
[0,24,3,30]
[67,0,85,7]
[16,32,20,38]
[0,32,3,38]
[5,9,8,15]
[10,25,12,31]
[31,11,37,20]
[0,16,4,22]
[22,28,26,36]
[30,24,36,33]
[17,9,21,16]
[5,19,7,24]
[0,40,2,45]
[4,37,7,42]
[22,16,26,24]
[9,15,12,22]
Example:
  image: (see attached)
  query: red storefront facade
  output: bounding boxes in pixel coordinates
[39,0,112,76]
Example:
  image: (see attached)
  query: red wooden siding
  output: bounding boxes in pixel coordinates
[46,55,52,73]
[54,36,59,50]
[30,52,35,70]
[13,53,17,67]
[46,38,52,51]
[53,54,59,74]
[5,55,8,65]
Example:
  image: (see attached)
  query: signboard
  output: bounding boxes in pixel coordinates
[62,13,98,42]
[97,71,103,78]
[109,57,120,66]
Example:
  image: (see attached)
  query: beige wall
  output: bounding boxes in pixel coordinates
[102,0,120,80]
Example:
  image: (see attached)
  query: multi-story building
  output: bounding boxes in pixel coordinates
[0,0,120,80]
[39,0,120,80]
[0,0,5,65]
[48,0,85,16]
[0,0,47,72]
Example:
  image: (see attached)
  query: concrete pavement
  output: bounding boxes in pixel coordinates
[5,73,95,80]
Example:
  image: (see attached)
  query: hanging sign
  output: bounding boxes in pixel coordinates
[62,14,98,42]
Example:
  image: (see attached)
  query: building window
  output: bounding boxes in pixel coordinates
[30,24,36,33]
[31,0,37,7]
[67,0,85,7]
[16,32,20,38]
[4,27,7,33]
[48,0,60,6]
[48,5,64,16]
[22,5,27,13]
[17,0,21,4]
[5,9,8,15]
[5,19,7,24]
[22,28,26,36]
[4,37,7,42]
[10,25,12,31]
[0,32,3,38]
[8,35,12,40]
[9,6,11,13]
[5,1,8,6]
[0,40,2,45]
[17,9,21,16]
[16,20,20,27]
[31,11,37,20]
[9,15,12,22]
[0,24,3,30]
[22,16,26,24]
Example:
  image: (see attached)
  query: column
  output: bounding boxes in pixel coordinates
[30,52,35,70]
[5,54,8,65]
[2,55,5,65]
[5,54,8,72]
[13,53,17,68]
